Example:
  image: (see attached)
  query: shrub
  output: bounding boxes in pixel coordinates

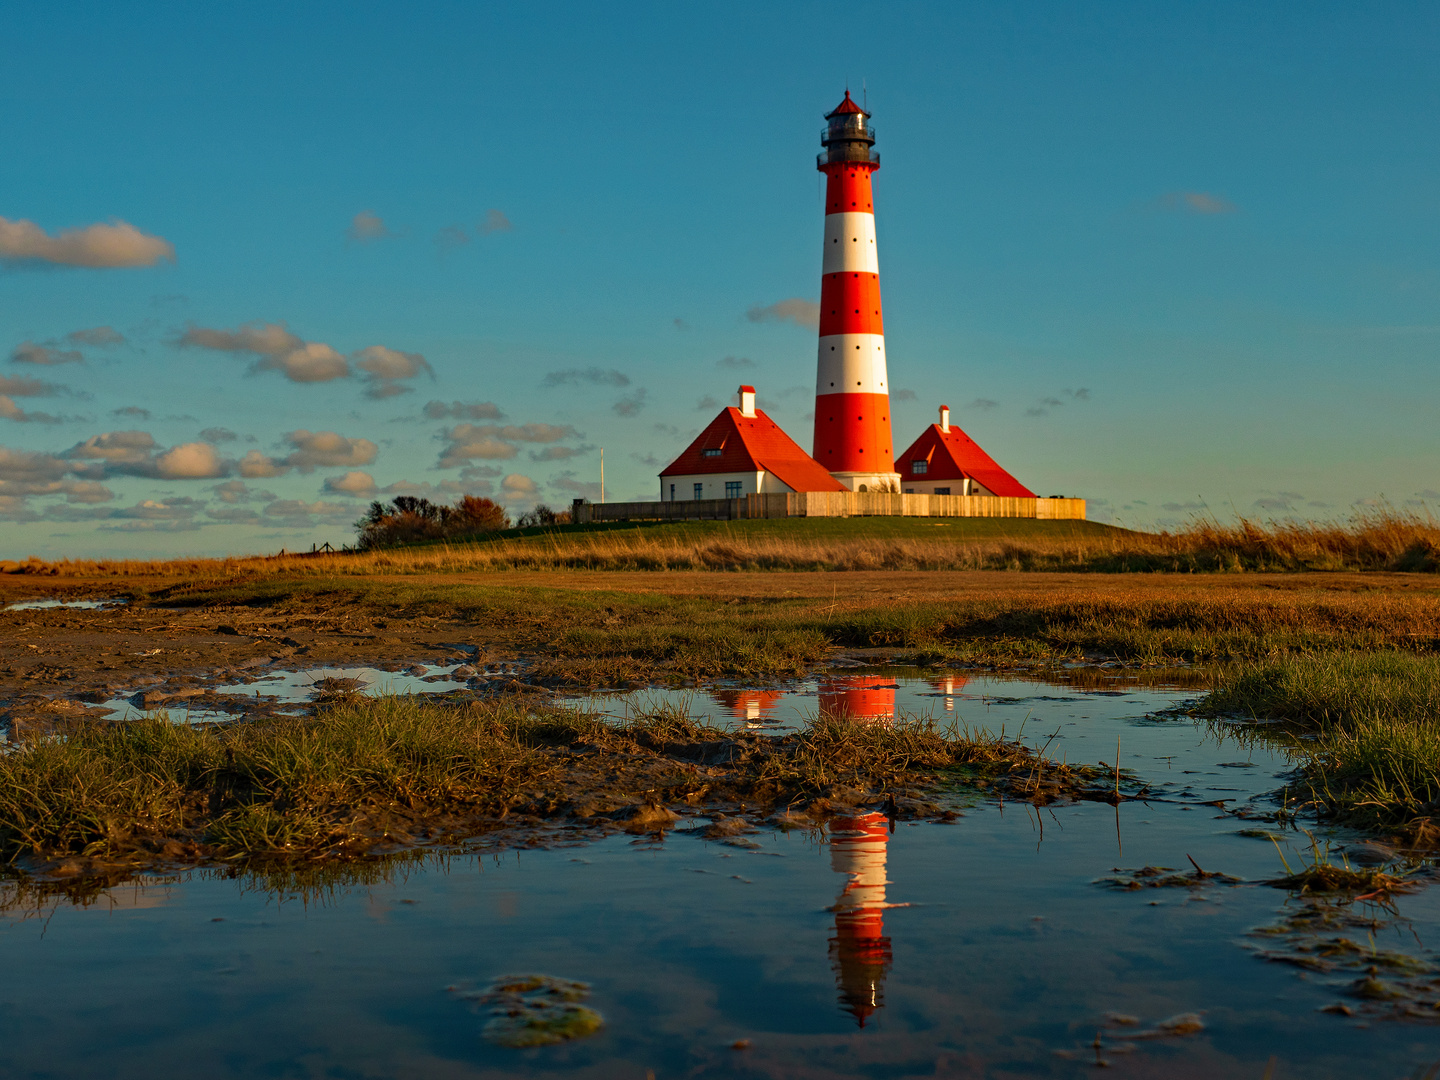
[354,495,509,550]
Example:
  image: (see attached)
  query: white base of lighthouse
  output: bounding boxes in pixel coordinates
[830,471,902,493]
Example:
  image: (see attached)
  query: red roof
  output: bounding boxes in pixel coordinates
[896,423,1036,498]
[661,407,845,492]
[826,90,868,118]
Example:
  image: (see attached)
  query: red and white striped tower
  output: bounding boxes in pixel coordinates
[813,91,900,492]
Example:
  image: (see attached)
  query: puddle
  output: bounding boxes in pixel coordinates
[4,598,127,611]
[93,663,481,725]
[4,675,1440,1076]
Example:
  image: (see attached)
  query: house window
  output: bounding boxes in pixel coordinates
[725,481,742,498]
[912,460,928,475]
[702,448,722,458]
[669,484,675,501]
[694,483,704,500]
[904,488,914,494]
[934,487,951,495]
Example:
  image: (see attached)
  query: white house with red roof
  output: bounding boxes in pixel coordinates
[659,386,845,502]
[896,406,1035,497]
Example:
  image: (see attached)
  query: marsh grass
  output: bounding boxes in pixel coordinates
[0,698,580,864]
[1199,652,1440,831]
[141,573,1440,681]
[0,696,1113,868]
[6,507,1438,578]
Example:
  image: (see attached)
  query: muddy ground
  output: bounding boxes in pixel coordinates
[1,567,1432,734]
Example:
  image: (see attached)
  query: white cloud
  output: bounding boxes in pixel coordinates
[548,472,603,501]
[501,473,539,500]
[179,321,430,390]
[267,341,350,382]
[238,450,288,478]
[0,448,116,514]
[1153,191,1238,215]
[65,430,157,466]
[180,322,302,355]
[65,326,125,347]
[746,298,820,329]
[323,470,379,496]
[479,209,513,234]
[437,422,580,469]
[0,216,175,268]
[263,499,356,526]
[347,211,393,243]
[11,341,82,365]
[496,423,579,442]
[423,400,504,421]
[0,397,61,423]
[282,430,378,472]
[438,427,518,466]
[530,445,591,462]
[0,447,69,484]
[543,368,629,388]
[155,442,227,479]
[354,345,433,398]
[613,388,647,417]
[0,374,56,397]
[178,322,347,382]
[44,496,202,530]
[211,480,275,504]
[207,506,263,524]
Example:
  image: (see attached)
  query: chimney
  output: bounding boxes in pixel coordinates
[939,405,950,433]
[739,385,756,418]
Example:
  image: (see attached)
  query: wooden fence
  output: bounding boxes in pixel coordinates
[571,493,1086,524]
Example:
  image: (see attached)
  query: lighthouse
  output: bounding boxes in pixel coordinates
[642,91,1074,519]
[813,92,901,493]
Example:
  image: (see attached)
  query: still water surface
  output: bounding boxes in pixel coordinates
[4,674,1439,1078]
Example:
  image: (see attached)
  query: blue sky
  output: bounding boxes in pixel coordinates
[2,1,1438,556]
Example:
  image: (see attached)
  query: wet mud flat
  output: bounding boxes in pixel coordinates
[6,677,1440,1077]
[0,590,495,736]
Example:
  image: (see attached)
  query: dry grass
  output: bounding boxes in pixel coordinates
[5,508,1438,579]
[0,696,1115,870]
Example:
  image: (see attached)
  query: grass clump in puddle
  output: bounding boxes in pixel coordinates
[0,698,592,867]
[0,695,1120,874]
[450,975,604,1048]
[1198,652,1440,834]
[1264,831,1420,901]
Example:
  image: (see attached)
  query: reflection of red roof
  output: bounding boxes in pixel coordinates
[897,424,1035,498]
[660,407,846,492]
[827,90,868,118]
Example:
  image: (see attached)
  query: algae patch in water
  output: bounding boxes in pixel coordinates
[1096,863,1243,890]
[450,974,604,1048]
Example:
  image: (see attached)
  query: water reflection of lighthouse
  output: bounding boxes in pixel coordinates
[929,674,968,713]
[828,811,893,1026]
[818,676,896,724]
[708,689,783,727]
